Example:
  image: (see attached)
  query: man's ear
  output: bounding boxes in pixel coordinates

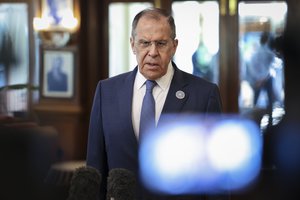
[130,37,136,54]
[173,39,178,49]
[172,39,179,56]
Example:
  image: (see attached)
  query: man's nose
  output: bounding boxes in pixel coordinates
[148,43,159,57]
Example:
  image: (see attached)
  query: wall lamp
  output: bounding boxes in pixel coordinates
[33,0,79,47]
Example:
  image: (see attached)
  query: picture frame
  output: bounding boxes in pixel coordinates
[41,48,75,98]
[41,0,74,30]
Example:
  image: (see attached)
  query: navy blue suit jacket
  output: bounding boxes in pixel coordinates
[86,63,222,199]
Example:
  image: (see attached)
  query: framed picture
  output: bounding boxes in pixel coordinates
[41,0,74,29]
[42,48,75,98]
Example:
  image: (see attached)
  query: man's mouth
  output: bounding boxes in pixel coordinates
[146,63,159,67]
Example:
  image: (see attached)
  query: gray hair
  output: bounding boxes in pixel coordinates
[131,7,176,40]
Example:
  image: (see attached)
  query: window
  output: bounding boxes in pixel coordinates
[0,3,30,116]
[238,1,287,129]
[172,1,219,84]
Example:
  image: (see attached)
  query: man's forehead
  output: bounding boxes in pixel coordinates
[136,16,169,32]
[138,14,167,24]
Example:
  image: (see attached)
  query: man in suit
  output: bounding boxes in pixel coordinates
[86,8,222,199]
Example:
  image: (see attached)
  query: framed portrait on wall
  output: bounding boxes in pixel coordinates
[42,48,75,98]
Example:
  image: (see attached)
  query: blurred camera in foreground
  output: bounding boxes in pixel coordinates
[139,114,262,195]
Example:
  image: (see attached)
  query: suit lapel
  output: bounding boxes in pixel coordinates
[161,64,189,115]
[117,68,138,142]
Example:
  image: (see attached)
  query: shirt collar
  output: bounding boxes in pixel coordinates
[136,62,174,90]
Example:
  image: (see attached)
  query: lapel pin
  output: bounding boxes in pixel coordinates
[176,90,185,99]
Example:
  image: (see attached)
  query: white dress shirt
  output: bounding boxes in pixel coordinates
[132,62,174,138]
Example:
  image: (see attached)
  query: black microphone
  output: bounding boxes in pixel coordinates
[67,166,102,200]
[107,168,137,200]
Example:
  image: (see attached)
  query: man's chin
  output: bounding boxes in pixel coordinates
[142,71,162,80]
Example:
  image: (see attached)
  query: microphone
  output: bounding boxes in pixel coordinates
[107,168,137,200]
[67,166,102,200]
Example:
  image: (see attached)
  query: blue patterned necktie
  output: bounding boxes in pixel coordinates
[139,80,157,138]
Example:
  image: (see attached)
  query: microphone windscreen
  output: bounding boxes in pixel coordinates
[67,166,102,200]
[107,168,137,200]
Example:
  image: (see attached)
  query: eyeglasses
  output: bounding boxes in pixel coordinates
[136,39,172,50]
